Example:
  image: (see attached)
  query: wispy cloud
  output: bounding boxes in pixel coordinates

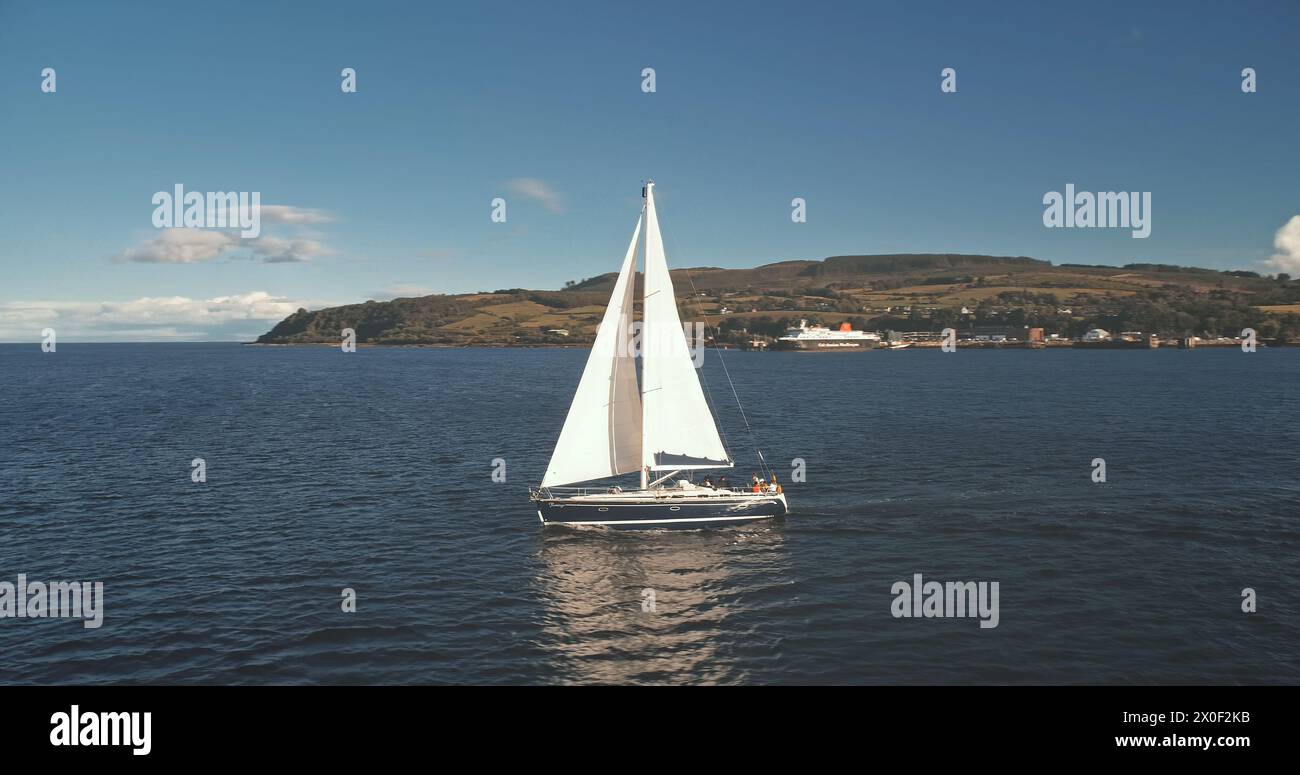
[1265,215,1300,274]
[112,204,338,264]
[0,291,329,342]
[506,178,564,214]
[372,283,436,300]
[250,236,331,264]
[1111,26,1143,46]
[260,205,335,225]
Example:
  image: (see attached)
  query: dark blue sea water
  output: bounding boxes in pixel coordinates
[1,343,1297,684]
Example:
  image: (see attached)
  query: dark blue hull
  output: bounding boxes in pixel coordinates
[536,494,787,529]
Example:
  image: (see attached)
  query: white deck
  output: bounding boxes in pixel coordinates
[541,488,785,505]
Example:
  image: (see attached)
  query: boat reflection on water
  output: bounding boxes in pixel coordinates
[534,524,788,684]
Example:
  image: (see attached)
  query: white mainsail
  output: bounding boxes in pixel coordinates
[639,182,732,471]
[540,215,645,487]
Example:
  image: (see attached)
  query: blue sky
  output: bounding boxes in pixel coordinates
[1,0,1297,340]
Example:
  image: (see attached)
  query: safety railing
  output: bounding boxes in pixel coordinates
[530,483,782,500]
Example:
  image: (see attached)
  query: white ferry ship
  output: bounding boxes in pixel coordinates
[775,320,881,351]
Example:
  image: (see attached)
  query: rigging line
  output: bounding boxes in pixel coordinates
[662,221,776,481]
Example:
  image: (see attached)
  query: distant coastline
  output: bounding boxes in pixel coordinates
[243,339,1296,350]
[252,253,1300,349]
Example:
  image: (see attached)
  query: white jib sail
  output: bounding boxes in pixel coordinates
[640,182,732,471]
[540,214,645,487]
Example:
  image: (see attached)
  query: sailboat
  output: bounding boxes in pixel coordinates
[530,181,788,529]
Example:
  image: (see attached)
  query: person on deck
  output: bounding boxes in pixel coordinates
[702,475,715,489]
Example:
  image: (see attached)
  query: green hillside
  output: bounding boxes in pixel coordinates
[255,254,1300,346]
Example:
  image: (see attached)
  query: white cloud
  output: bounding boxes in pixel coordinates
[0,291,328,342]
[250,236,331,263]
[1265,215,1300,275]
[113,203,336,264]
[114,229,239,263]
[260,205,335,225]
[506,178,564,214]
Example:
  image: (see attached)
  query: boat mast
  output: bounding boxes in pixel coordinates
[639,180,650,491]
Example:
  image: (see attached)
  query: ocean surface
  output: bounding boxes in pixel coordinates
[1,343,1297,685]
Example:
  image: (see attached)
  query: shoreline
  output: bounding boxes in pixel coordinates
[243,340,1296,350]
